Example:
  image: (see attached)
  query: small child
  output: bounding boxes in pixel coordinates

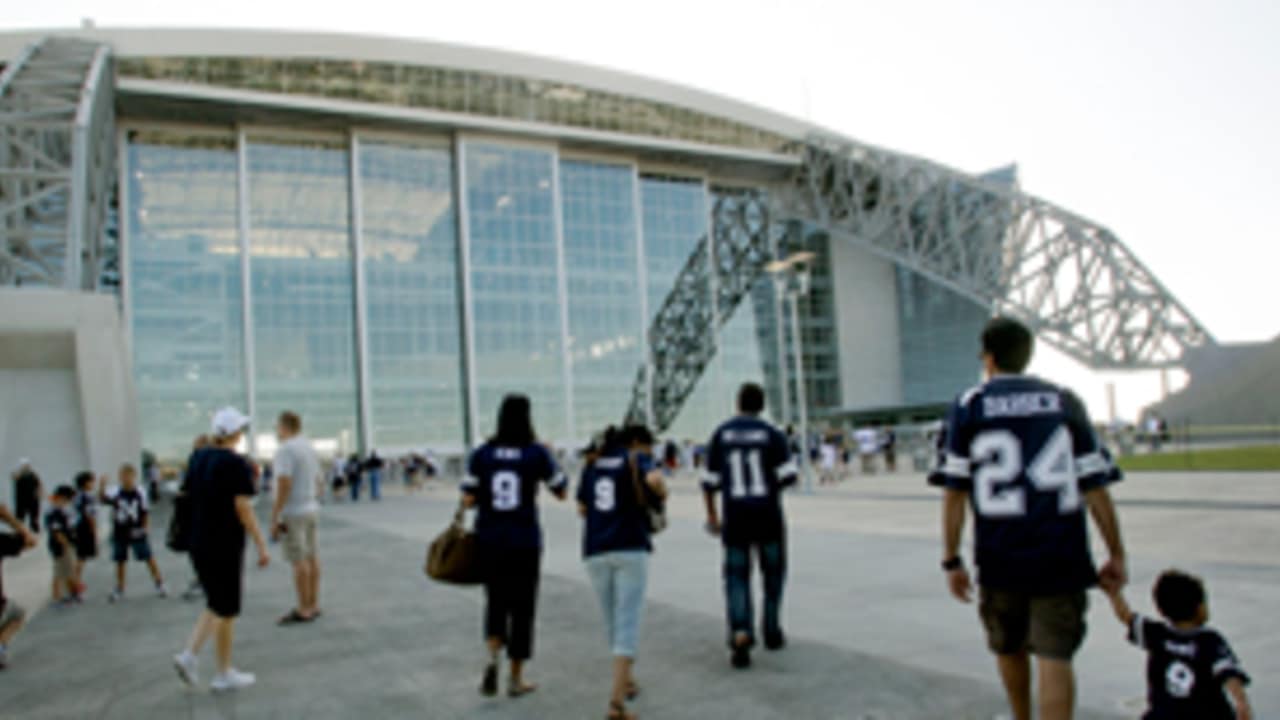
[44,486,78,606]
[1106,569,1252,720]
[100,463,167,602]
[71,472,99,599]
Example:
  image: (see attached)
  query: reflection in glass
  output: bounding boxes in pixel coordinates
[561,160,642,439]
[128,133,244,460]
[464,143,567,441]
[247,138,359,452]
[360,141,465,450]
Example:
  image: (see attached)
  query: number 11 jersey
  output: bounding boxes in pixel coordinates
[928,375,1121,595]
[703,415,798,545]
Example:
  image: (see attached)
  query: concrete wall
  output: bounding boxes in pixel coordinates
[828,238,904,410]
[0,289,139,500]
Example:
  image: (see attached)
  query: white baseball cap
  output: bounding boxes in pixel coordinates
[212,407,251,437]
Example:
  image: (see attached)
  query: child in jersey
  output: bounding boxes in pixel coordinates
[1105,569,1251,720]
[72,472,98,599]
[101,463,167,602]
[45,486,78,606]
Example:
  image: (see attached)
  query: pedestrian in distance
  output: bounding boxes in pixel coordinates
[702,382,799,669]
[461,394,568,700]
[11,460,41,533]
[577,425,667,720]
[930,316,1127,720]
[1104,569,1252,720]
[173,407,270,693]
[44,486,78,607]
[365,450,384,502]
[269,411,323,625]
[101,463,167,602]
[71,472,99,598]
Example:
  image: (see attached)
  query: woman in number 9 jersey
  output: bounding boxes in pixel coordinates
[461,394,568,700]
[577,425,668,720]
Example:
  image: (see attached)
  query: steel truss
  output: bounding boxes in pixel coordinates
[0,37,116,289]
[632,138,1215,432]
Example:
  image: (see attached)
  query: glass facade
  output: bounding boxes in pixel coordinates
[897,268,986,405]
[560,159,643,440]
[127,131,244,460]
[359,140,464,450]
[462,143,567,442]
[247,138,360,451]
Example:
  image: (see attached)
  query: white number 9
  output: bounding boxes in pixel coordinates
[594,478,616,512]
[1165,660,1195,698]
[492,471,520,511]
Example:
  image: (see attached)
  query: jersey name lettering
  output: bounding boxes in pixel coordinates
[721,429,768,444]
[983,392,1062,418]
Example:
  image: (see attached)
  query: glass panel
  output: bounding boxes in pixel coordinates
[560,160,642,441]
[360,141,465,451]
[128,133,244,460]
[464,143,567,442]
[639,175,722,440]
[247,138,359,455]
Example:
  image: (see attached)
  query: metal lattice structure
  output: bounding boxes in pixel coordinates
[632,137,1215,431]
[0,37,115,289]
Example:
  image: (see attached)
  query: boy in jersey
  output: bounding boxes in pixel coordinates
[702,382,798,669]
[45,486,78,606]
[72,472,98,598]
[930,317,1126,720]
[102,463,167,602]
[1105,570,1251,719]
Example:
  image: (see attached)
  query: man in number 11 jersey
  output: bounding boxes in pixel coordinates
[929,317,1127,720]
[702,383,798,670]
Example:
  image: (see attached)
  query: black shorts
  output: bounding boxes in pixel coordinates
[75,528,97,560]
[192,552,245,619]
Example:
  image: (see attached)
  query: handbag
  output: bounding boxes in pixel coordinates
[425,508,482,585]
[629,454,667,535]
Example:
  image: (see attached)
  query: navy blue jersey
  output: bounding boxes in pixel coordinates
[577,449,661,558]
[1129,614,1249,719]
[45,506,73,556]
[702,415,798,545]
[928,375,1120,594]
[463,443,566,550]
[73,491,96,530]
[104,487,149,542]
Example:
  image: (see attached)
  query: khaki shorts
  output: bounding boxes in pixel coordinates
[979,587,1088,661]
[52,553,75,582]
[283,514,318,564]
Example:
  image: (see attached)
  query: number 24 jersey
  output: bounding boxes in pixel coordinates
[463,443,567,550]
[1129,614,1249,720]
[928,375,1121,594]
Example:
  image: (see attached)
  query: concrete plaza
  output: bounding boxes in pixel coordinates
[0,469,1274,719]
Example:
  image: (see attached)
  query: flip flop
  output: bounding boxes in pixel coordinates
[277,609,313,626]
[508,681,538,698]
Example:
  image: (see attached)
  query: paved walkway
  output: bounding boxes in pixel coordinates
[3,469,1275,718]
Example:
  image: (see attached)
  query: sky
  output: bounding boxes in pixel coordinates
[8,0,1278,421]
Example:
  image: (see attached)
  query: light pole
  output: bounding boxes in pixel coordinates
[766,251,816,494]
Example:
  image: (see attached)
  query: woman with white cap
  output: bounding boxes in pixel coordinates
[172,407,270,692]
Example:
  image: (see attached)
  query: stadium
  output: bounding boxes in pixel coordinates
[0,28,1214,481]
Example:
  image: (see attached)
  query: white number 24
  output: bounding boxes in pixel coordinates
[972,425,1079,517]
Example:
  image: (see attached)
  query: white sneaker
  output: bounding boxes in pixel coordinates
[108,589,123,604]
[210,668,256,692]
[155,583,169,598]
[173,652,198,686]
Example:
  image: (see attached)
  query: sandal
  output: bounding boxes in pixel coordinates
[607,700,637,720]
[479,663,498,697]
[508,680,538,698]
[626,681,641,700]
[277,609,313,626]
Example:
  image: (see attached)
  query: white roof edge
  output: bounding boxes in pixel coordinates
[0,27,819,141]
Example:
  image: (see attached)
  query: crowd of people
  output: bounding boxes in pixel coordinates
[0,316,1254,719]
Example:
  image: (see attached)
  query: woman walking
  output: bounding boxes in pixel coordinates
[461,394,567,699]
[577,425,667,720]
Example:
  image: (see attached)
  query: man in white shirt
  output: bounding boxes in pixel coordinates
[269,411,322,625]
[855,427,879,474]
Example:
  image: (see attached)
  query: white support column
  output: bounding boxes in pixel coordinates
[453,137,480,447]
[551,152,577,446]
[770,224,791,425]
[349,133,374,453]
[67,122,88,289]
[704,184,722,420]
[116,128,133,355]
[235,129,258,457]
[631,168,653,427]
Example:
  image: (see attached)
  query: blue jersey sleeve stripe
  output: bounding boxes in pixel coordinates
[460,474,479,490]
[774,460,798,478]
[937,453,971,478]
[1075,451,1110,477]
[700,471,721,490]
[548,472,568,491]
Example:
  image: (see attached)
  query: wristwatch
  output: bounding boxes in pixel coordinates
[941,556,964,572]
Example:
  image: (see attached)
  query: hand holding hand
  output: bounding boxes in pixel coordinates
[947,567,973,604]
[1098,555,1128,593]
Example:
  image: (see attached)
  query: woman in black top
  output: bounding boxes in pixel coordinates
[461,394,567,700]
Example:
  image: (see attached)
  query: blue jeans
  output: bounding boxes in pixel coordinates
[584,550,649,657]
[369,470,381,500]
[723,539,786,647]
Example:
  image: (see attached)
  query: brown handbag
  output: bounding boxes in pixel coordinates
[425,508,482,585]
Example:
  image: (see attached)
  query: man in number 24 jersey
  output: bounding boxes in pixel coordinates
[929,317,1127,720]
[702,383,798,670]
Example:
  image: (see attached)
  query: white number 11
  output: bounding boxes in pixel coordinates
[729,449,767,499]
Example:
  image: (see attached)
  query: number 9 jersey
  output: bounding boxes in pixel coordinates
[702,416,798,545]
[463,443,567,550]
[928,375,1122,595]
